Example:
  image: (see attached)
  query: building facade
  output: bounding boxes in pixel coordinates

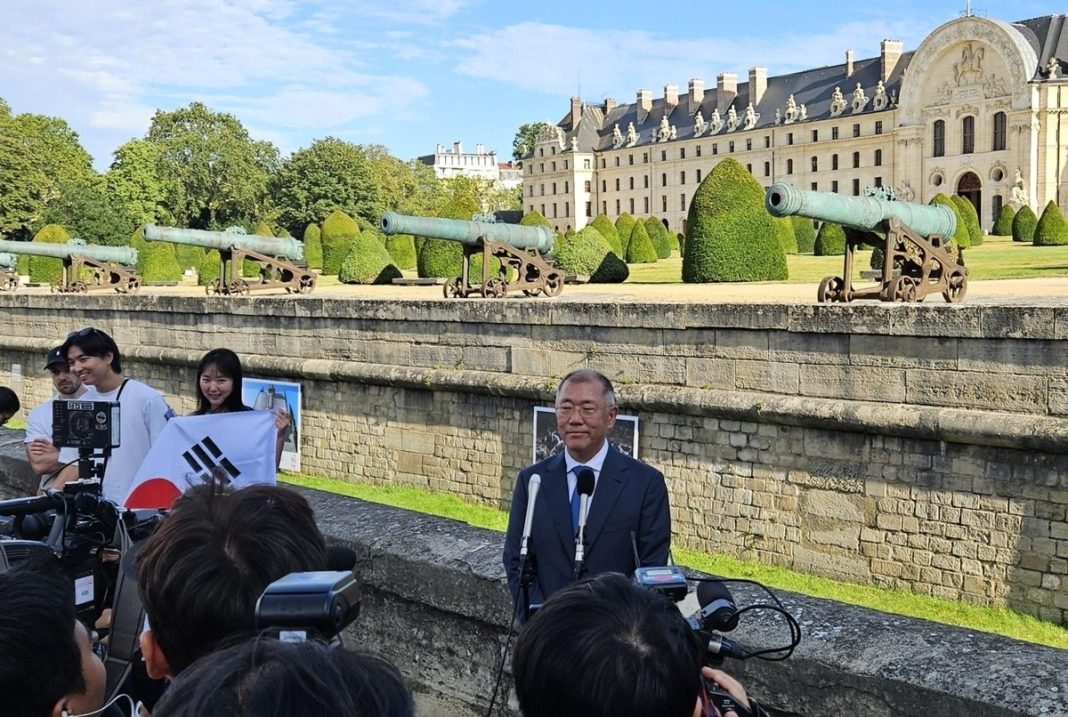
[418,141,521,190]
[523,13,1068,234]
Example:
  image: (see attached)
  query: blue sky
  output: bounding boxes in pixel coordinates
[0,0,1057,171]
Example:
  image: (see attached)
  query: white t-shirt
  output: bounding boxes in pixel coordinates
[80,379,174,503]
[23,395,80,473]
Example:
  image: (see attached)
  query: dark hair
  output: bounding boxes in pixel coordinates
[0,556,85,716]
[513,572,702,717]
[62,326,122,374]
[136,484,327,675]
[152,638,414,717]
[0,386,19,414]
[557,369,617,407]
[194,348,248,415]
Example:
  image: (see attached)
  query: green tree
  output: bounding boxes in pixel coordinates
[951,195,983,247]
[338,234,402,284]
[145,102,278,230]
[512,122,552,160]
[105,139,168,228]
[28,224,71,284]
[1012,205,1038,243]
[929,193,970,248]
[644,217,672,259]
[813,222,846,256]
[520,210,552,228]
[791,216,817,253]
[41,177,141,246]
[321,210,360,275]
[991,204,1015,236]
[1033,201,1068,246]
[589,215,622,257]
[553,226,629,283]
[625,221,658,263]
[682,158,787,282]
[615,213,636,258]
[303,224,323,270]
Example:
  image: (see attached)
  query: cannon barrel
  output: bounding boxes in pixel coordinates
[765,182,957,240]
[380,212,554,254]
[143,225,303,261]
[0,253,16,269]
[0,239,137,266]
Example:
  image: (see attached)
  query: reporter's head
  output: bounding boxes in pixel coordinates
[0,556,106,717]
[512,572,702,717]
[151,638,414,717]
[136,484,327,677]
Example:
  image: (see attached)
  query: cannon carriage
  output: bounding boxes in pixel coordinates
[765,183,968,303]
[380,212,563,299]
[0,253,17,292]
[0,239,140,294]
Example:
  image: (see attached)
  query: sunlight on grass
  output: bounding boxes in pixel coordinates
[281,473,1068,650]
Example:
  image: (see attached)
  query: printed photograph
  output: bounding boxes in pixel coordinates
[243,378,302,471]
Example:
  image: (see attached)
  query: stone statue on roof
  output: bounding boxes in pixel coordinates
[693,111,706,137]
[774,109,781,125]
[726,105,738,132]
[742,103,759,130]
[625,122,638,147]
[612,123,624,148]
[709,108,722,134]
[657,114,674,142]
[851,83,868,113]
[783,95,798,124]
[570,135,578,151]
[799,104,807,121]
[1049,56,1061,80]
[830,86,847,117]
[872,81,888,111]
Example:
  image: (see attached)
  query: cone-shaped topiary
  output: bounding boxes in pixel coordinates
[1012,205,1038,243]
[951,196,983,247]
[29,224,70,284]
[929,194,970,248]
[644,217,672,259]
[774,216,799,254]
[791,216,817,253]
[384,234,417,270]
[814,222,846,256]
[682,158,787,282]
[520,210,552,228]
[625,221,658,263]
[554,225,625,283]
[321,210,360,275]
[1033,201,1068,246]
[139,241,182,283]
[198,249,222,286]
[244,221,276,276]
[338,233,403,284]
[302,224,323,269]
[590,252,630,283]
[615,213,636,258]
[992,205,1015,236]
[416,239,463,278]
[589,214,622,257]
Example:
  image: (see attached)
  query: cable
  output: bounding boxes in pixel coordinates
[689,576,803,661]
[484,586,523,717]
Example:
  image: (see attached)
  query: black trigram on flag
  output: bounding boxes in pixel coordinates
[182,435,241,484]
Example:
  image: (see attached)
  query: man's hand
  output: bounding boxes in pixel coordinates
[694,667,752,717]
[25,438,60,476]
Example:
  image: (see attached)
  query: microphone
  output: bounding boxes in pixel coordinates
[571,469,596,580]
[695,581,740,632]
[326,545,358,572]
[519,474,541,560]
[705,633,751,661]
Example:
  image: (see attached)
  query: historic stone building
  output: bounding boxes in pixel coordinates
[523,13,1068,234]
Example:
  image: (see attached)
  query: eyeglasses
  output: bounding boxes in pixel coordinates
[67,327,102,340]
[555,404,604,418]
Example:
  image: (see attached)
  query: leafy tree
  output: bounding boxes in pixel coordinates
[435,175,485,219]
[1033,201,1068,246]
[145,102,278,230]
[992,204,1015,236]
[791,216,817,253]
[271,138,381,236]
[625,221,658,263]
[40,177,142,246]
[813,222,846,256]
[1012,205,1038,243]
[105,139,168,228]
[302,224,323,270]
[951,195,983,246]
[683,158,787,282]
[28,224,70,284]
[512,122,551,160]
[520,210,552,228]
[338,234,402,284]
[321,210,360,275]
[589,215,622,257]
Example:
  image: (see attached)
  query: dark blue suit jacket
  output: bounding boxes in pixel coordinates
[502,445,671,611]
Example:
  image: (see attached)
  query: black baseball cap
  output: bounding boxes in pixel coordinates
[44,346,68,370]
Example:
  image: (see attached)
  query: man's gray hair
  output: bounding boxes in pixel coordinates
[556,369,616,407]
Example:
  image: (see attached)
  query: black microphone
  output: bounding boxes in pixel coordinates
[572,469,596,580]
[695,581,740,632]
[519,474,541,561]
[326,545,358,572]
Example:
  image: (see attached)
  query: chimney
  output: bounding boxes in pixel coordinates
[604,96,617,114]
[454,141,463,154]
[881,39,903,82]
[637,88,652,114]
[748,67,768,106]
[688,78,705,110]
[664,84,679,110]
[716,73,738,114]
[570,96,582,128]
[846,49,855,78]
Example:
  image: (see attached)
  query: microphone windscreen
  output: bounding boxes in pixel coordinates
[697,580,734,607]
[577,469,596,496]
[326,545,358,572]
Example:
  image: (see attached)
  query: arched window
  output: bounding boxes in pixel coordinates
[811,156,818,172]
[933,120,945,157]
[992,112,1006,151]
[962,116,975,154]
[874,149,882,166]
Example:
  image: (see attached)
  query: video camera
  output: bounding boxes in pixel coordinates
[255,569,362,644]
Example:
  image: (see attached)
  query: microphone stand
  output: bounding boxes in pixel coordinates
[519,548,538,622]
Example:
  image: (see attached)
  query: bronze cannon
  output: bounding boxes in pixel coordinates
[143,225,315,296]
[765,183,967,303]
[0,252,16,292]
[380,212,563,299]
[0,238,140,294]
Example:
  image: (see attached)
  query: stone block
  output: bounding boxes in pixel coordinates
[848,334,959,369]
[637,355,687,385]
[799,364,906,402]
[735,360,800,394]
[511,347,586,377]
[684,356,734,388]
[957,338,1063,375]
[980,307,1057,340]
[802,490,865,522]
[905,370,1048,413]
[888,306,983,337]
[712,329,769,359]
[769,331,850,365]
[411,345,464,368]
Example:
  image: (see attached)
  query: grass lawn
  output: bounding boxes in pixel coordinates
[625,235,1068,284]
[281,472,1068,650]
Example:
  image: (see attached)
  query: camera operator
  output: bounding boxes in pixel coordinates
[24,346,86,483]
[0,556,110,717]
[0,385,19,427]
[135,483,327,681]
[512,572,762,717]
[61,327,174,501]
[151,637,414,717]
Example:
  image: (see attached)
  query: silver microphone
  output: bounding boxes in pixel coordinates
[519,474,541,560]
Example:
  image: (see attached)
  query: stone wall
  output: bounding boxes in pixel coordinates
[1,294,1067,622]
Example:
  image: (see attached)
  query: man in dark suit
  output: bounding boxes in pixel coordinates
[503,369,671,613]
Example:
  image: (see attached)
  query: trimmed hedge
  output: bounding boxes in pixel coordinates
[1033,201,1068,246]
[554,226,629,282]
[520,211,552,228]
[175,244,206,272]
[615,213,636,258]
[682,158,787,282]
[951,196,983,247]
[813,222,846,256]
[198,249,222,286]
[139,241,182,283]
[338,233,403,284]
[416,239,463,278]
[644,217,672,259]
[29,224,70,284]
[1012,205,1038,243]
[992,205,1015,236]
[930,194,970,248]
[384,234,417,270]
[321,210,360,275]
[774,216,799,254]
[589,214,622,257]
[791,216,817,254]
[625,221,658,263]
[302,224,323,269]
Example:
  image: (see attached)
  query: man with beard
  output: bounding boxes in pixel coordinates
[24,345,87,484]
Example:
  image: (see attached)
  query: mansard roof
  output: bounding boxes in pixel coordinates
[1014,14,1068,77]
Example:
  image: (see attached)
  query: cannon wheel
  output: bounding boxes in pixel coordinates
[543,272,564,297]
[890,275,918,302]
[228,280,251,296]
[443,277,465,298]
[70,281,89,294]
[296,275,316,294]
[817,276,846,303]
[942,269,967,303]
[482,277,507,299]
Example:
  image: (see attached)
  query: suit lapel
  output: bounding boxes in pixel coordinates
[585,446,631,549]
[542,452,574,557]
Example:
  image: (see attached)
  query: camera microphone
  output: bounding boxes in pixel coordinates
[571,469,595,581]
[695,580,740,632]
